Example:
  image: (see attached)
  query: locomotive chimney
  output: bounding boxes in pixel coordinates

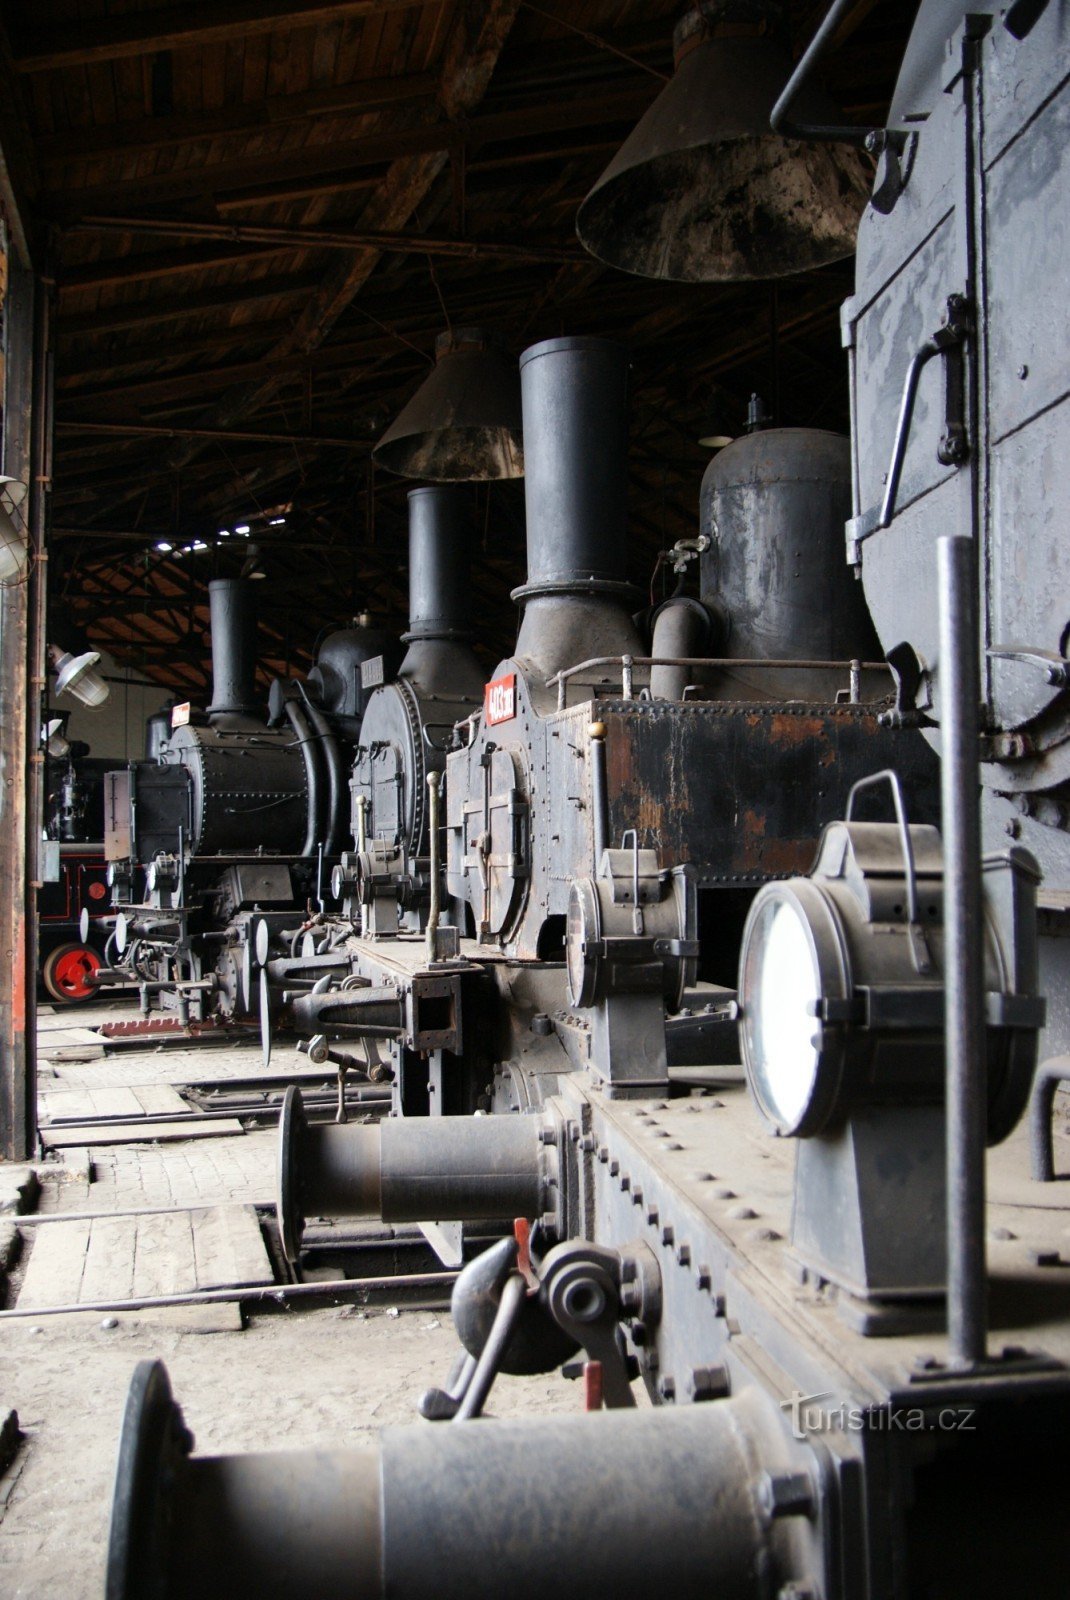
[396,487,485,701]
[405,486,474,643]
[512,337,644,694]
[207,577,260,722]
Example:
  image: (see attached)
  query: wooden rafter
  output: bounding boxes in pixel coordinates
[13,1,429,73]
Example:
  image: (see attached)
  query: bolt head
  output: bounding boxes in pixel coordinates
[758,1471,815,1521]
[686,1364,730,1402]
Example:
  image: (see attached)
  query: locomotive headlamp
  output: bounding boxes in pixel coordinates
[739,773,1043,1142]
[566,841,696,1014]
[566,840,697,1095]
[739,888,830,1136]
[737,773,1044,1315]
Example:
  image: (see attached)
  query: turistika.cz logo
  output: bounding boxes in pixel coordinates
[780,1391,976,1441]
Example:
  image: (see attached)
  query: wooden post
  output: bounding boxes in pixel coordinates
[0,247,37,1160]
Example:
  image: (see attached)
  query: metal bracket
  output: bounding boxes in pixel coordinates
[878,641,935,731]
[987,645,1070,689]
[541,1241,639,1408]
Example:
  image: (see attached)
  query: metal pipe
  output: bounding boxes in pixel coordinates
[277,1087,554,1261]
[425,769,442,964]
[549,654,891,697]
[108,1362,788,1600]
[589,721,608,864]
[300,692,345,855]
[1028,1056,1070,1182]
[769,0,875,146]
[452,1271,527,1421]
[650,599,708,701]
[937,533,987,1367]
[0,1269,457,1322]
[283,699,321,857]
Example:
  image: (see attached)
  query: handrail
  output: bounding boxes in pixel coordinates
[547,654,891,710]
[770,0,880,148]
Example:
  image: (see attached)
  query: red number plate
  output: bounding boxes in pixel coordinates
[484,673,516,725]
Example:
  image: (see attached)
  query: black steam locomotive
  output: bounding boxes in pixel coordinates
[96,486,484,1038]
[106,4,1070,1599]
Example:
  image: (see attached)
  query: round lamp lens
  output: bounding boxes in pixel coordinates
[741,897,822,1133]
[565,879,597,1009]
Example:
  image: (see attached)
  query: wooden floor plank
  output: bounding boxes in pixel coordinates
[132,1211,196,1299]
[17,1221,91,1308]
[41,1118,245,1149]
[38,1088,97,1125]
[80,1216,137,1302]
[191,1205,273,1290]
[132,1084,190,1118]
[86,1088,144,1119]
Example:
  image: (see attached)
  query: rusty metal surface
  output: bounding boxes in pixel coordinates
[604,699,943,885]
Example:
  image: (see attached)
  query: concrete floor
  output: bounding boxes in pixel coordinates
[0,1000,574,1599]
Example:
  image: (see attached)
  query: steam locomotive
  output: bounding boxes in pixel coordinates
[96,487,483,1040]
[106,4,1070,1599]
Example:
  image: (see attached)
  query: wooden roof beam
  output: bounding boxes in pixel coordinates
[56,272,323,339]
[58,242,296,294]
[40,83,650,219]
[63,217,581,271]
[13,1,427,73]
[37,71,436,162]
[79,0,522,524]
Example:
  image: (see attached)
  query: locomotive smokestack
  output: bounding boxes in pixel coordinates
[206,577,260,721]
[512,337,644,691]
[394,487,485,702]
[405,487,473,642]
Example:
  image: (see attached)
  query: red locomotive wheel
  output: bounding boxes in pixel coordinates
[41,941,102,1004]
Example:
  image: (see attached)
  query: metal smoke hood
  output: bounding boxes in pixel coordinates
[373,327,523,481]
[575,1,869,282]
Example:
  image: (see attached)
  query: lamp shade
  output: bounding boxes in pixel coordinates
[0,476,29,582]
[373,327,523,481]
[575,2,869,282]
[51,645,110,708]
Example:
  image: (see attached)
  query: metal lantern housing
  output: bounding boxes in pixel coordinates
[739,817,1042,1142]
[373,327,523,481]
[51,645,111,708]
[575,2,869,282]
[737,776,1044,1317]
[0,476,28,582]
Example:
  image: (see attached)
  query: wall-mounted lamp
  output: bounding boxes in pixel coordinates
[50,644,111,708]
[0,476,29,582]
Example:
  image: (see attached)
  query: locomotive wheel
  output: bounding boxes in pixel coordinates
[41,941,102,1005]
